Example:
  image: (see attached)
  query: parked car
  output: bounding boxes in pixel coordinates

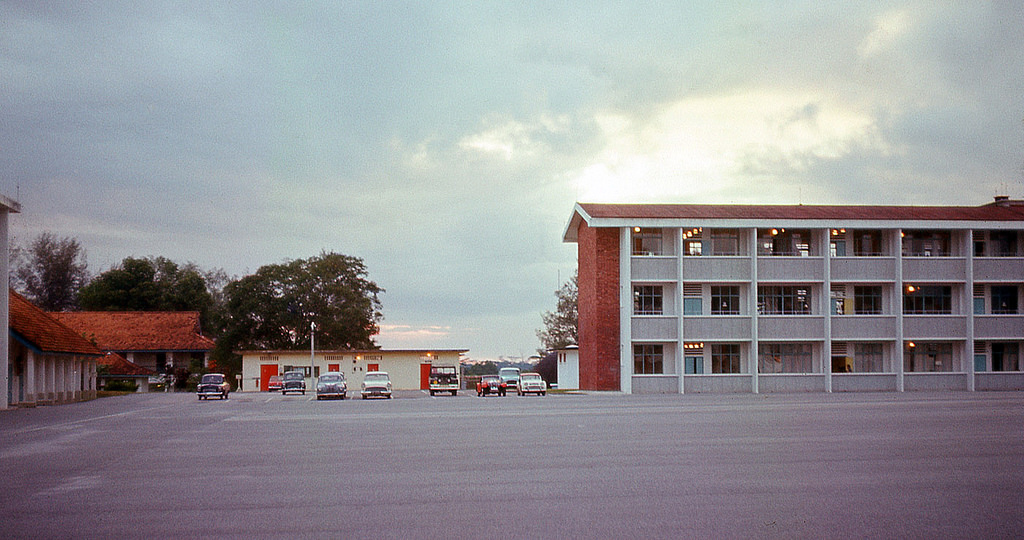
[498,367,521,393]
[197,373,229,400]
[476,374,506,396]
[518,372,547,396]
[267,375,283,391]
[316,372,347,400]
[428,365,459,396]
[281,370,306,395]
[361,371,392,399]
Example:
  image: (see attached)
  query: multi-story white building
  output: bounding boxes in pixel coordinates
[563,198,1024,394]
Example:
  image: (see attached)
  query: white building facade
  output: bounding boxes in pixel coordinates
[564,199,1024,394]
[240,349,467,392]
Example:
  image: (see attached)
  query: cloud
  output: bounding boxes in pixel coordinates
[2,1,1022,359]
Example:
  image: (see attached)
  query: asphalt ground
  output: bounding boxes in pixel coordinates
[1,389,1022,539]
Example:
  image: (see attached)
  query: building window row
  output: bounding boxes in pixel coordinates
[634,228,1022,259]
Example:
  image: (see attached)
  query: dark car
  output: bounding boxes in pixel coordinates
[281,371,306,395]
[316,372,347,400]
[476,375,506,396]
[197,373,229,400]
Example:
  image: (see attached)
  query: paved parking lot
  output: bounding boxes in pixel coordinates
[1,390,1022,539]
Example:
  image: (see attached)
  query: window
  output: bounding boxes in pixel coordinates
[758,229,813,256]
[901,231,951,256]
[632,228,663,256]
[683,298,702,315]
[711,286,740,315]
[992,343,1020,372]
[853,230,884,256]
[991,286,1018,314]
[711,344,742,374]
[990,231,1018,257]
[684,239,703,256]
[633,286,663,315]
[758,343,813,373]
[758,286,812,315]
[710,229,741,255]
[854,286,883,315]
[904,342,953,372]
[903,285,952,314]
[853,343,884,373]
[634,344,664,374]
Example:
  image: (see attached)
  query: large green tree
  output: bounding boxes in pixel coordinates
[537,270,578,351]
[220,251,383,353]
[78,256,216,327]
[12,232,89,311]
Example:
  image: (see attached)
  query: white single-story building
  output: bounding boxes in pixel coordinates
[555,345,580,390]
[239,349,467,392]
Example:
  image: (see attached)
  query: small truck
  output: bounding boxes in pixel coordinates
[428,366,459,396]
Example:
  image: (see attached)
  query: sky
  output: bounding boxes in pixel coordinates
[2,2,1023,361]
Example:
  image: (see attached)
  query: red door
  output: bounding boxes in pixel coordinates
[260,364,278,392]
[368,363,379,372]
[328,364,339,372]
[420,364,432,390]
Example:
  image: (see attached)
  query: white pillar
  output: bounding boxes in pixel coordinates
[749,228,759,394]
[24,349,36,406]
[619,227,632,393]
[0,208,9,409]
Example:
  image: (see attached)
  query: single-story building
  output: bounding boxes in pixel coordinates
[50,311,216,375]
[8,289,105,406]
[98,352,158,392]
[555,345,580,390]
[239,349,467,392]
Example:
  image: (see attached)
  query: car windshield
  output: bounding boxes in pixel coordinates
[365,373,389,382]
[200,374,223,384]
[522,374,541,381]
[283,372,304,381]
[482,376,499,382]
[319,374,342,383]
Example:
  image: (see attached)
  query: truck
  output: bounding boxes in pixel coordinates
[428,365,459,396]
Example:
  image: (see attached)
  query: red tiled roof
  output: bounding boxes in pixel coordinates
[50,311,216,352]
[577,202,1024,222]
[99,352,156,377]
[9,290,104,356]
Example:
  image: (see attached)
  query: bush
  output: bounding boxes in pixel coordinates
[105,379,139,392]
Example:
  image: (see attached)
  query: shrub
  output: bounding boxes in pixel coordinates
[105,379,139,392]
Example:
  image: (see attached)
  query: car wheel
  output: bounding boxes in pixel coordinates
[429,390,434,396]
[451,390,457,396]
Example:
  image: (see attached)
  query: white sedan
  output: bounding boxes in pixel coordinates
[517,372,547,396]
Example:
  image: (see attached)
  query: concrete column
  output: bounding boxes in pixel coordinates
[44,356,54,403]
[895,229,905,392]
[676,227,685,394]
[964,229,975,391]
[823,228,833,393]
[0,209,9,409]
[749,227,759,394]
[619,227,632,394]
[24,350,36,406]
[56,358,66,403]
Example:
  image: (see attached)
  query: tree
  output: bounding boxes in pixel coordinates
[537,270,577,352]
[12,232,89,311]
[78,256,216,327]
[219,251,383,353]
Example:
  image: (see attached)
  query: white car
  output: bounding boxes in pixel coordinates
[517,372,547,396]
[361,371,392,399]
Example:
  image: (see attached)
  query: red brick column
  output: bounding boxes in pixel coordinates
[577,222,621,390]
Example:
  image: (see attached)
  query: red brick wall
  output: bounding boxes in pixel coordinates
[577,222,620,390]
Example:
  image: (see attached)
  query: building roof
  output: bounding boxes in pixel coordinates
[50,311,216,352]
[564,199,1024,241]
[99,352,156,377]
[236,348,469,356]
[9,290,104,356]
